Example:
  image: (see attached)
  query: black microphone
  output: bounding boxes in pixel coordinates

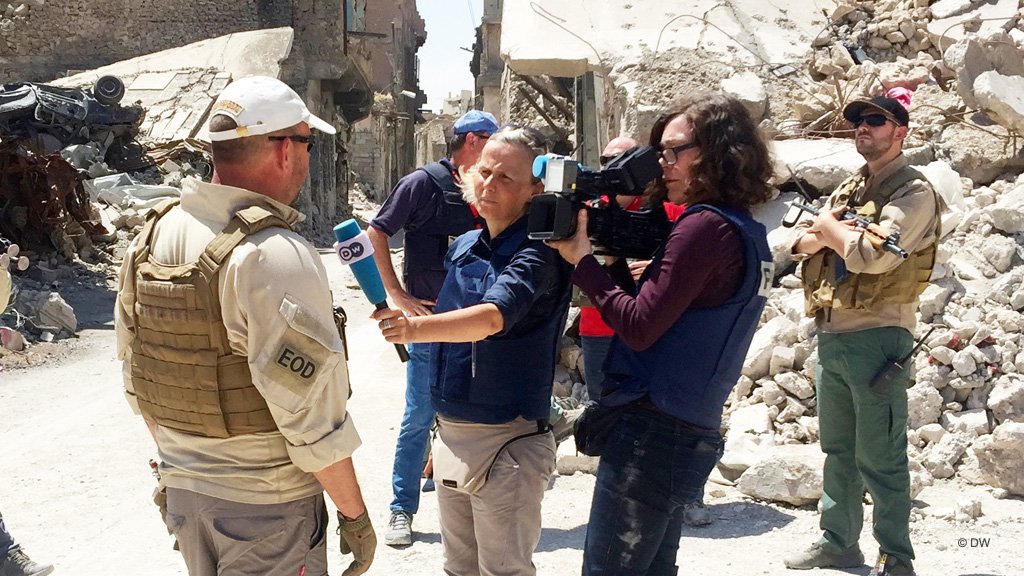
[333,219,409,362]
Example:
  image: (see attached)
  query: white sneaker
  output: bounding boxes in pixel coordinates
[384,511,413,547]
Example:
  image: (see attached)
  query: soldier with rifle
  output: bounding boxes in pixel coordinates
[784,96,940,576]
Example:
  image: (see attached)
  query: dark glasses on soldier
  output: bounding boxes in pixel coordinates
[269,135,314,151]
[852,115,890,128]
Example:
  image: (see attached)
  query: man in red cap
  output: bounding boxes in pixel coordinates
[786,95,939,576]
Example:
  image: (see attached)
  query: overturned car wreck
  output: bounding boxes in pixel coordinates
[0,76,147,254]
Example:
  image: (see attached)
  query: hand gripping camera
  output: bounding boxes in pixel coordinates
[526,146,667,259]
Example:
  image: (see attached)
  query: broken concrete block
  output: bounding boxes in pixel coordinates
[13,289,77,336]
[987,375,1024,423]
[974,71,1024,135]
[0,326,25,351]
[742,315,798,380]
[917,422,947,445]
[769,346,796,376]
[971,421,1024,495]
[720,71,767,121]
[930,0,978,20]
[719,431,775,481]
[908,382,944,430]
[941,408,991,436]
[908,459,934,499]
[729,403,773,435]
[736,443,826,506]
[921,430,974,479]
[775,371,815,400]
[555,439,600,476]
[985,184,1024,234]
[954,496,983,522]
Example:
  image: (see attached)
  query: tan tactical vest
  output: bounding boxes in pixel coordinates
[126,199,291,438]
[802,166,940,317]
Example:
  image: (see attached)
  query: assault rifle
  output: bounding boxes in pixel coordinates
[786,202,908,259]
[781,168,908,259]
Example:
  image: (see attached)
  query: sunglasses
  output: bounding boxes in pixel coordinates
[269,135,314,151]
[599,154,616,165]
[852,115,891,128]
[658,142,698,165]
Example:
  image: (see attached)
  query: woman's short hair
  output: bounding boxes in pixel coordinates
[648,93,774,209]
[461,125,547,204]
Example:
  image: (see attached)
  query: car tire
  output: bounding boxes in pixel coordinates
[94,75,125,105]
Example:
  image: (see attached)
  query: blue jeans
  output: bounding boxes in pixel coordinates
[390,343,435,514]
[0,512,14,556]
[581,335,613,401]
[582,409,724,576]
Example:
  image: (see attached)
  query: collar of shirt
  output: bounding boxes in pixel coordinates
[857,153,909,205]
[180,177,304,228]
[476,215,529,253]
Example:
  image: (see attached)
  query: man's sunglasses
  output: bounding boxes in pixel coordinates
[851,115,891,129]
[269,135,314,151]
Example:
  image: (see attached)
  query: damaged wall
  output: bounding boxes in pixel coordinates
[0,1,301,83]
[345,0,425,201]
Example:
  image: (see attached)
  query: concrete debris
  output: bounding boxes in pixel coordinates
[0,0,43,20]
[12,288,76,338]
[736,444,826,506]
[0,325,25,351]
[921,430,975,479]
[719,431,775,481]
[968,421,1024,495]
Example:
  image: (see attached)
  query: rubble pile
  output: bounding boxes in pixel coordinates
[0,77,208,352]
[0,0,42,19]
[718,0,1024,505]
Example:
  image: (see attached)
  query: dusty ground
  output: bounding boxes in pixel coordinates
[1,249,1022,575]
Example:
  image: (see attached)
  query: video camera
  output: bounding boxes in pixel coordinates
[526,146,668,259]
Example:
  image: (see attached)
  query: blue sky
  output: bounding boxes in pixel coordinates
[417,0,484,113]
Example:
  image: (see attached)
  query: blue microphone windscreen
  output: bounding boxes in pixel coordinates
[332,219,387,306]
[334,219,362,243]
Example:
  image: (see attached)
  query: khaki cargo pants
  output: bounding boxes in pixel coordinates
[436,419,556,576]
[165,488,329,576]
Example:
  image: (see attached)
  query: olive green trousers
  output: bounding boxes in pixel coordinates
[816,326,915,565]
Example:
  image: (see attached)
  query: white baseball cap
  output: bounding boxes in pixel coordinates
[208,76,337,141]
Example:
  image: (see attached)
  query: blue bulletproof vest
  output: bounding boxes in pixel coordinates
[603,204,772,430]
[403,161,478,283]
[429,222,571,424]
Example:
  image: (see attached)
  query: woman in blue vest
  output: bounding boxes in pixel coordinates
[373,126,573,576]
[549,93,775,576]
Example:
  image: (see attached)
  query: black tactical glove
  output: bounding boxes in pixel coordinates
[337,510,376,576]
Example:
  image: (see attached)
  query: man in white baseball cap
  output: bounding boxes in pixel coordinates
[115,76,376,575]
[208,75,337,141]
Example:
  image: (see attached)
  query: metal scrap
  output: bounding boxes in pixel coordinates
[0,141,99,257]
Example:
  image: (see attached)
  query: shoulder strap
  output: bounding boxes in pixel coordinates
[198,206,292,278]
[133,198,181,269]
[420,162,460,194]
[876,166,926,205]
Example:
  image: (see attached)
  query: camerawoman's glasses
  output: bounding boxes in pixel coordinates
[658,141,698,165]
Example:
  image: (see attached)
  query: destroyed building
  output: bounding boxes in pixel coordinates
[0,0,380,236]
[346,0,427,202]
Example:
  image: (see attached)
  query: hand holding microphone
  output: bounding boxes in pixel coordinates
[333,219,409,362]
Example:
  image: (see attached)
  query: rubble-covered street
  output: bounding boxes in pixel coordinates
[3,0,1024,574]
